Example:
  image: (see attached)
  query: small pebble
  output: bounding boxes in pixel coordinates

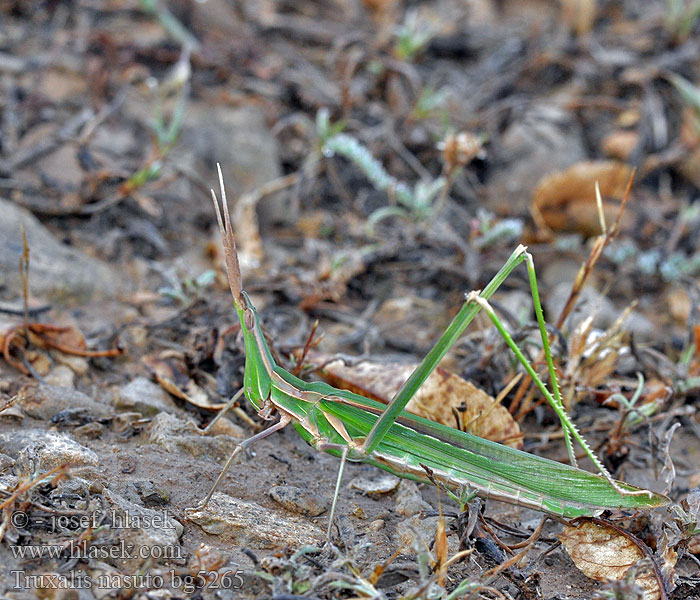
[369,519,385,532]
[17,383,109,421]
[44,365,75,388]
[269,484,328,517]
[133,480,170,506]
[74,422,104,439]
[350,473,400,498]
[0,452,15,473]
[117,377,179,416]
[394,480,431,517]
[0,429,98,470]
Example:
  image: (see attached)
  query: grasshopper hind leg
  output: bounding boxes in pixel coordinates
[185,414,292,515]
[315,443,349,540]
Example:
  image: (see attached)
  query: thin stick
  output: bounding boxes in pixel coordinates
[202,388,245,434]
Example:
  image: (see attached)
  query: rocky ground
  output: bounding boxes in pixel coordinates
[1,1,700,599]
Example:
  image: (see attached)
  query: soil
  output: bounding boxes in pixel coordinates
[0,1,699,599]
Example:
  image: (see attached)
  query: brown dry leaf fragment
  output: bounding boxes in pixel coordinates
[1,320,121,376]
[191,543,225,575]
[559,520,671,600]
[688,323,700,377]
[439,131,485,169]
[532,160,633,236]
[689,535,700,554]
[308,351,522,448]
[142,353,224,410]
[677,107,700,189]
[300,250,368,310]
[603,130,639,160]
[27,323,88,352]
[559,0,597,35]
[434,512,448,587]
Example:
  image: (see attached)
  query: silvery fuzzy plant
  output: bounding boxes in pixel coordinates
[317,109,445,231]
[317,110,524,249]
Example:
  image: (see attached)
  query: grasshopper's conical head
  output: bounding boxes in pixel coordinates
[211,164,244,312]
[212,165,275,413]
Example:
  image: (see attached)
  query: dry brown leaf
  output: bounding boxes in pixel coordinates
[26,323,87,351]
[308,351,522,448]
[532,160,633,236]
[689,534,700,554]
[142,353,224,410]
[689,323,700,378]
[602,130,639,160]
[677,107,700,189]
[434,513,448,587]
[666,287,691,323]
[559,0,597,35]
[559,520,672,600]
[1,320,121,376]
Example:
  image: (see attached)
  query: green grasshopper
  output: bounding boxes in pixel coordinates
[191,166,668,532]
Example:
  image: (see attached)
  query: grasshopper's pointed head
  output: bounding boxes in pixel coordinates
[212,165,274,414]
[211,165,244,311]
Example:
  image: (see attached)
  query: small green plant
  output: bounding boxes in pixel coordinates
[158,269,216,305]
[120,57,190,199]
[665,0,700,40]
[140,0,200,51]
[669,72,700,126]
[472,209,524,249]
[412,85,450,121]
[393,10,435,61]
[318,111,447,230]
[315,108,346,146]
[365,176,445,229]
[604,373,660,431]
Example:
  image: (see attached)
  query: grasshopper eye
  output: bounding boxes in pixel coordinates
[244,307,255,331]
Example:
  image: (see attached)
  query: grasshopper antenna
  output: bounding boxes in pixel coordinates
[211,163,244,309]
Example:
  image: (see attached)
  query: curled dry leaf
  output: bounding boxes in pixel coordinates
[307,351,522,448]
[559,519,675,600]
[142,352,225,410]
[532,160,633,236]
[1,319,122,376]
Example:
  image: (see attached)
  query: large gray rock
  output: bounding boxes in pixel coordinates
[180,104,285,226]
[0,199,125,301]
[488,103,587,215]
[117,377,180,416]
[17,384,111,421]
[187,492,323,548]
[0,429,98,471]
